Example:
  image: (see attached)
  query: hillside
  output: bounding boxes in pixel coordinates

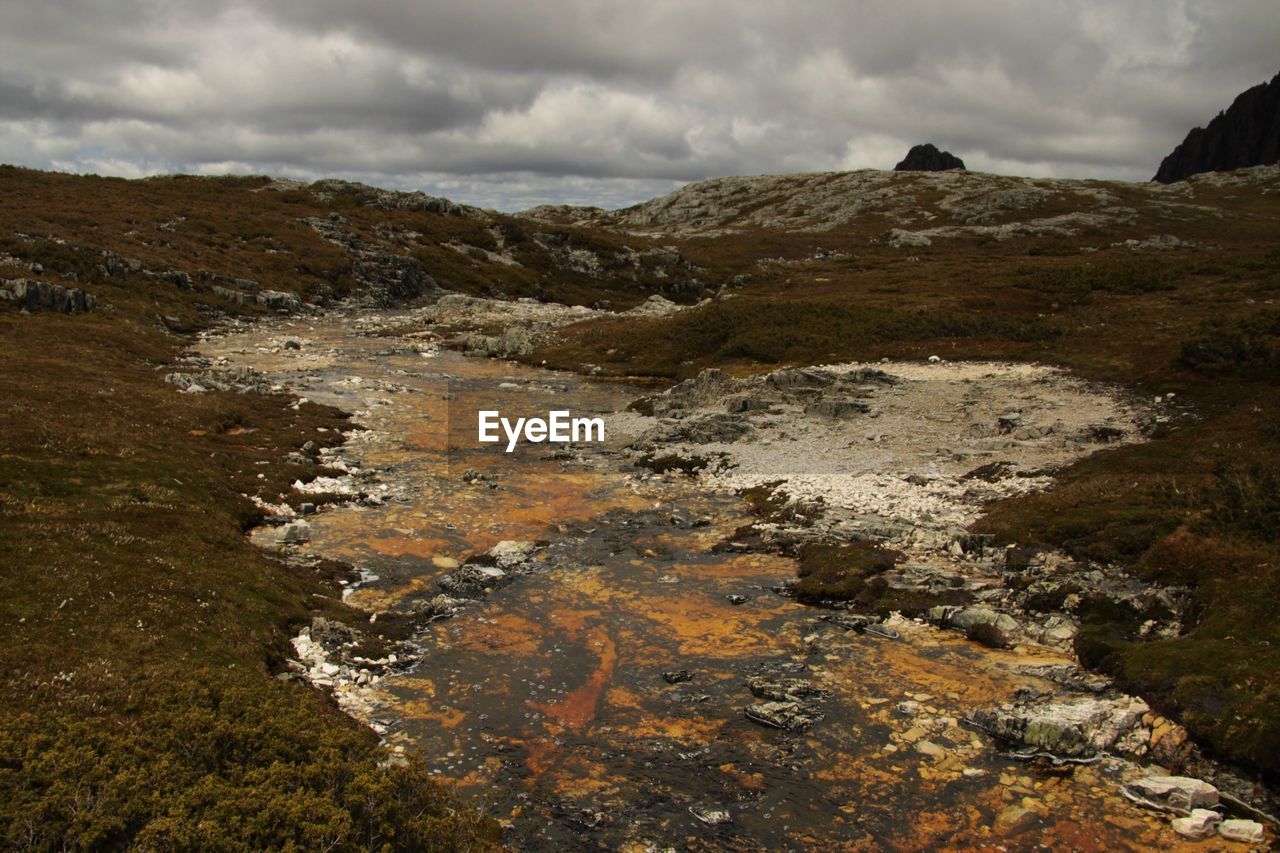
[523,163,1280,238]
[2,162,1280,846]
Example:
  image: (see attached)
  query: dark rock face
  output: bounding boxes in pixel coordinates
[1153,72,1280,183]
[894,143,966,172]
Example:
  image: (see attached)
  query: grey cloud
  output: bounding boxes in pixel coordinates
[0,0,1276,210]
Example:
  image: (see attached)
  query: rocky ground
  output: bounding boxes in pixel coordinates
[612,354,1278,831]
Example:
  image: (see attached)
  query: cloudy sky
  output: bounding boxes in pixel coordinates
[0,1,1275,210]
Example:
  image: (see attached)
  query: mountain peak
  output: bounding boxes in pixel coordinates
[1153,71,1280,183]
[893,143,966,172]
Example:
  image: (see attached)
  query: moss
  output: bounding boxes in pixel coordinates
[636,453,710,476]
[626,395,656,416]
[1023,583,1083,613]
[791,542,902,604]
[738,483,818,528]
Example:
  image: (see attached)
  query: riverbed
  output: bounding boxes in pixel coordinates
[196,309,1224,850]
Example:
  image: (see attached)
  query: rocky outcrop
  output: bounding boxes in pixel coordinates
[1,278,97,313]
[894,143,966,172]
[1154,72,1280,183]
[303,178,481,218]
[300,213,444,308]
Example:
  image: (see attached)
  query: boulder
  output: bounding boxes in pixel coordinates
[967,695,1148,758]
[408,593,467,619]
[310,616,359,647]
[461,325,540,358]
[745,676,824,702]
[765,367,837,392]
[653,368,742,417]
[258,290,302,311]
[1122,774,1219,813]
[886,228,933,248]
[993,805,1039,836]
[938,607,1021,647]
[437,565,508,598]
[211,285,255,305]
[148,269,193,289]
[724,394,774,414]
[647,413,752,445]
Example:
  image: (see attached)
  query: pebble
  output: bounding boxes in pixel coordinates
[994,805,1038,836]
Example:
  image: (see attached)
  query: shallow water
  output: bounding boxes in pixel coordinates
[201,313,1203,851]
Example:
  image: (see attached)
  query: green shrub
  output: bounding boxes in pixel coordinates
[792,541,901,603]
[1014,258,1176,301]
[0,672,500,851]
[1178,311,1280,380]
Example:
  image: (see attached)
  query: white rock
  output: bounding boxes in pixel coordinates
[1170,809,1220,839]
[488,540,536,568]
[915,740,947,759]
[1218,819,1265,844]
[1123,775,1219,811]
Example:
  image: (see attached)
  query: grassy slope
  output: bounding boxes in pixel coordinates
[0,169,513,850]
[532,174,1280,778]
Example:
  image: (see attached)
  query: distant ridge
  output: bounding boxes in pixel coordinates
[1154,71,1280,183]
[893,143,966,172]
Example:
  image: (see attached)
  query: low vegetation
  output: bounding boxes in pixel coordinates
[791,542,902,604]
[2,161,1279,837]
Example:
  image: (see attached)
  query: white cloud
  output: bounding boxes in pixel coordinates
[0,0,1274,210]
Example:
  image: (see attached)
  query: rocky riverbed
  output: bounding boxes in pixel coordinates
[184,303,1275,849]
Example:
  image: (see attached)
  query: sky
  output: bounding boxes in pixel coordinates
[0,1,1276,211]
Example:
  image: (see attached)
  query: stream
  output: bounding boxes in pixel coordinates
[197,310,1202,851]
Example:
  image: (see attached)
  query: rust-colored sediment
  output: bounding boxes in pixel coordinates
[200,320,1263,851]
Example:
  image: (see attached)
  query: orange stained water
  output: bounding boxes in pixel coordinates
[202,316,1235,851]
